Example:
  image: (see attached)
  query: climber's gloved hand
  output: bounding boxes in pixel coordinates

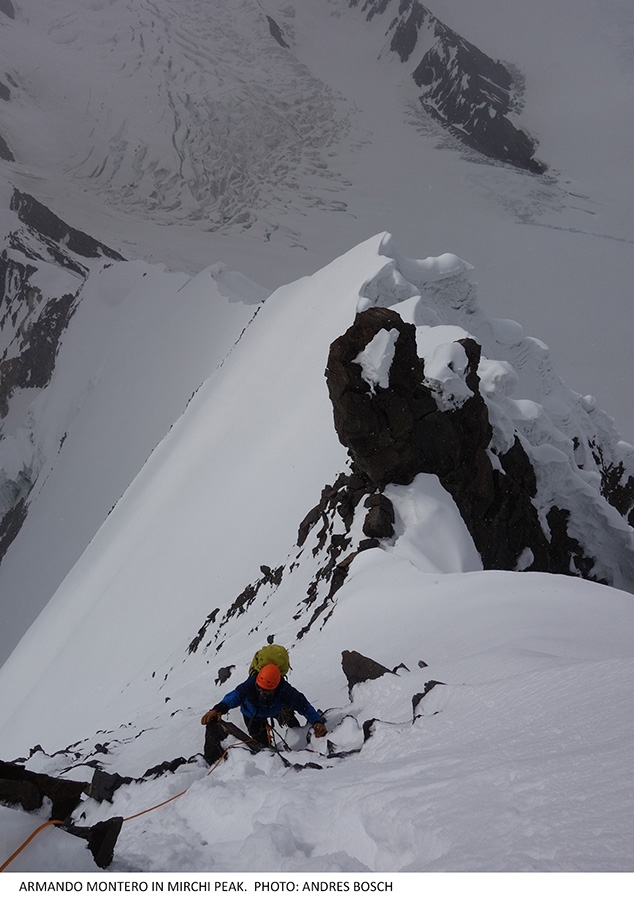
[312,721,327,738]
[201,706,224,726]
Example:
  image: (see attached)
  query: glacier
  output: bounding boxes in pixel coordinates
[0,0,633,882]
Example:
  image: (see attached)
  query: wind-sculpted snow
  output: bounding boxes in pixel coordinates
[0,234,633,873]
[196,238,634,662]
[371,238,634,584]
[1,232,633,747]
[0,0,631,876]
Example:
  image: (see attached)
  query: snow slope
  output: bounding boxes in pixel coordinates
[2,0,633,661]
[1,236,634,876]
[2,565,634,874]
[0,0,633,879]
[0,257,264,665]
[1,230,632,754]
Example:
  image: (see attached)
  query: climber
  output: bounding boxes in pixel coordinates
[201,663,327,748]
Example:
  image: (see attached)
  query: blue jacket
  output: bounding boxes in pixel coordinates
[218,674,322,725]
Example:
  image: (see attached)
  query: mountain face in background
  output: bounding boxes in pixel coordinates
[1,0,629,422]
[0,190,123,424]
[348,0,544,172]
[0,0,634,873]
[0,191,121,521]
[0,0,544,229]
[0,191,123,588]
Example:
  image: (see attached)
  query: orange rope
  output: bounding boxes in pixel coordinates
[0,819,64,872]
[123,740,249,822]
[0,739,253,872]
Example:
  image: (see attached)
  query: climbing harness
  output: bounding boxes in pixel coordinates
[267,718,293,753]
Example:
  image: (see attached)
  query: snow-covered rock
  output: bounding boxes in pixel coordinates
[1,232,632,764]
[1,0,634,877]
[347,0,544,171]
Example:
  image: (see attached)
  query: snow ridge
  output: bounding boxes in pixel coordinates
[0,0,633,877]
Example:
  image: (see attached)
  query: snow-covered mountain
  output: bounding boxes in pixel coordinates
[1,0,634,876]
[2,233,634,876]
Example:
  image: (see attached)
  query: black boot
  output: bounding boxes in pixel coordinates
[203,720,228,764]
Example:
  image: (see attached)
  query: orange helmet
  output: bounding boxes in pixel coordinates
[256,663,281,691]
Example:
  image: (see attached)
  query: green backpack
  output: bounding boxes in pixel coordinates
[248,644,291,678]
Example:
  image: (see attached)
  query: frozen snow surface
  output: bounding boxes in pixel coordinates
[1,235,633,882]
[2,567,634,878]
[0,0,633,884]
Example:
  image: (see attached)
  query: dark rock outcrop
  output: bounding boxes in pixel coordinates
[0,757,124,867]
[184,472,378,667]
[325,307,597,577]
[215,665,235,686]
[362,493,395,539]
[266,15,289,49]
[410,22,543,172]
[10,191,124,267]
[349,0,545,172]
[411,680,445,720]
[0,497,27,565]
[545,506,598,581]
[341,650,392,695]
[0,0,15,19]
[0,132,14,162]
[89,768,133,803]
[0,760,89,821]
[0,286,77,416]
[64,817,124,870]
[0,190,126,566]
[0,776,42,811]
[325,306,436,486]
[590,443,634,528]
